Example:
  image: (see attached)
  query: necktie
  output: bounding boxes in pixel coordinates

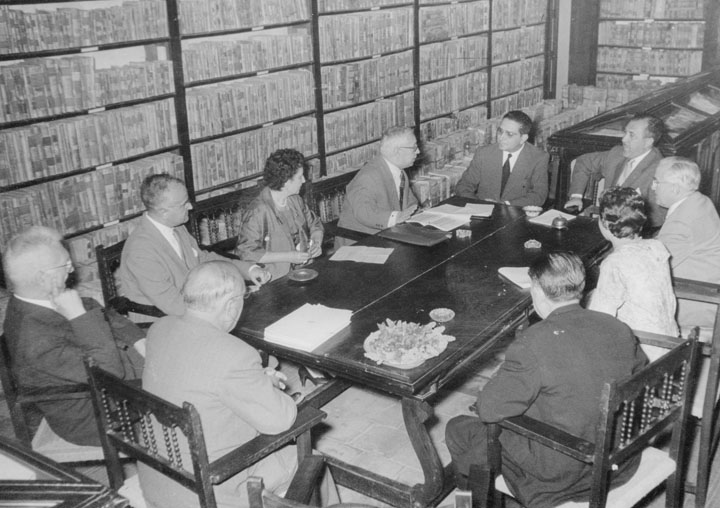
[500,153,512,196]
[616,159,634,186]
[399,171,405,207]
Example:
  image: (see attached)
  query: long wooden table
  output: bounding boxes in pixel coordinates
[234,199,609,508]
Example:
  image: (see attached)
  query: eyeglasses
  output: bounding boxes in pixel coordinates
[41,260,74,273]
[397,145,419,151]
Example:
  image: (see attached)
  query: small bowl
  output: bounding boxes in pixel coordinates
[522,205,543,218]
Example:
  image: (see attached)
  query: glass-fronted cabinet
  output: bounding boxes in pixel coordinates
[548,69,720,209]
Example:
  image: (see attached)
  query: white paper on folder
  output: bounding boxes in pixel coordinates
[330,246,393,264]
[528,209,576,227]
[498,266,532,289]
[461,203,495,216]
[264,303,352,351]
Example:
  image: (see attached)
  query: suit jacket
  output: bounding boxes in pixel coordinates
[478,304,647,507]
[658,191,720,329]
[139,314,297,508]
[235,186,323,279]
[3,296,143,446]
[118,215,255,316]
[454,143,549,206]
[570,145,665,226]
[337,156,419,234]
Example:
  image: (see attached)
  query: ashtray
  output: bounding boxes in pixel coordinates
[524,239,542,249]
[429,308,455,323]
[522,205,542,218]
[288,268,318,283]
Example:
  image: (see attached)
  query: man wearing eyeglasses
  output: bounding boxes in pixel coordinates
[337,126,419,236]
[3,226,144,446]
[455,110,548,206]
[118,174,271,317]
[654,156,720,333]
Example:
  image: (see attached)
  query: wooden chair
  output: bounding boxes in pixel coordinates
[472,335,700,508]
[670,277,720,508]
[0,334,104,464]
[85,358,327,508]
[95,241,164,319]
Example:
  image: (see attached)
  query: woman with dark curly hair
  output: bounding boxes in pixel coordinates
[235,149,323,279]
[587,186,677,359]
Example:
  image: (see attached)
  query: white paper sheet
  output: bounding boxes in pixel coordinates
[528,209,577,227]
[264,303,352,351]
[330,246,394,264]
[498,266,532,289]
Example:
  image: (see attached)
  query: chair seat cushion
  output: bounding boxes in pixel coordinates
[495,447,675,508]
[31,418,104,463]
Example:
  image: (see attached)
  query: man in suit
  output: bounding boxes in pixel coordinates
[445,252,647,507]
[3,226,144,446]
[138,260,299,508]
[118,174,270,317]
[654,156,720,331]
[564,113,666,226]
[454,110,548,206]
[337,126,419,235]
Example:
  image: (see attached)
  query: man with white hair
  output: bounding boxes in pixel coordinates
[654,156,720,330]
[3,226,144,446]
[337,126,419,234]
[139,260,297,508]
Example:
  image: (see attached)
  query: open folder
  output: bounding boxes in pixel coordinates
[377,223,452,247]
[264,303,352,352]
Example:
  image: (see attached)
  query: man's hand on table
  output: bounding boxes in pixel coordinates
[564,197,584,212]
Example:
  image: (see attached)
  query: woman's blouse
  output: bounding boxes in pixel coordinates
[588,239,678,344]
[235,186,323,279]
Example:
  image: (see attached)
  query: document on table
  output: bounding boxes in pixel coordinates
[264,303,352,352]
[528,209,577,227]
[408,203,494,231]
[498,266,532,289]
[330,246,394,264]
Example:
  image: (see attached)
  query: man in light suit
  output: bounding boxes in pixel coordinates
[455,110,548,206]
[3,226,144,446]
[564,113,666,226]
[139,261,298,508]
[445,252,647,507]
[118,174,270,317]
[654,156,720,330]
[337,126,419,235]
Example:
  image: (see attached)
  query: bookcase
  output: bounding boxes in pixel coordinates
[0,0,558,282]
[569,0,720,86]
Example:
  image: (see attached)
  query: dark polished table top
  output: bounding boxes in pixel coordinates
[234,199,609,399]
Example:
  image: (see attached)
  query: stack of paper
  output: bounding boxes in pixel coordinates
[264,303,352,351]
[408,203,494,231]
[330,246,394,264]
[498,266,532,289]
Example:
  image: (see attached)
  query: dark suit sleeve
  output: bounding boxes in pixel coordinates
[455,151,484,199]
[476,336,541,423]
[66,299,126,379]
[345,170,395,230]
[512,150,549,207]
[568,150,612,197]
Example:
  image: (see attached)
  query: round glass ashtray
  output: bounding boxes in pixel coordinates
[429,308,455,323]
[288,268,318,283]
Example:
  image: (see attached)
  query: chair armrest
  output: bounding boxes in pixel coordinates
[674,278,720,305]
[109,297,165,318]
[634,330,685,350]
[207,406,326,484]
[499,415,594,462]
[17,383,90,404]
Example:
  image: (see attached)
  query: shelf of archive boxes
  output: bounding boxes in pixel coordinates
[419,65,489,87]
[490,82,544,102]
[418,29,490,47]
[0,36,171,62]
[489,20,547,34]
[317,2,414,17]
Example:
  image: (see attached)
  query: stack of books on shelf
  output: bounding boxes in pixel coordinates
[598,21,704,48]
[490,56,544,97]
[325,141,381,177]
[0,99,177,186]
[319,0,401,11]
[421,72,488,121]
[315,188,346,224]
[0,153,183,240]
[420,106,487,142]
[197,210,242,246]
[191,117,317,192]
[492,0,547,29]
[492,25,545,63]
[177,0,308,34]
[0,57,173,123]
[419,2,490,43]
[322,51,413,109]
[0,2,168,54]
[185,70,314,139]
[600,0,703,19]
[319,9,413,61]
[182,31,312,83]
[597,47,702,76]
[419,37,488,82]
